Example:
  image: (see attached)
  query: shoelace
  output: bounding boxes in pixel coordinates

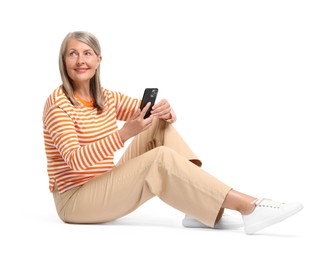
[251,198,284,209]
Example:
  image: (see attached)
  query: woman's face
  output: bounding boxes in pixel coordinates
[65,38,101,86]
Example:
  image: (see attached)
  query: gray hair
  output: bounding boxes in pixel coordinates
[59,31,104,112]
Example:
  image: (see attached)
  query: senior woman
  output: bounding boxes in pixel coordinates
[43,31,303,234]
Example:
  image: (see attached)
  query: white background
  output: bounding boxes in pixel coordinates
[1,0,331,259]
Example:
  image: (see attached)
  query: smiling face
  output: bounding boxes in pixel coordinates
[65,38,102,87]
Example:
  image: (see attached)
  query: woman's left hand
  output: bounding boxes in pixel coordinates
[151,99,177,123]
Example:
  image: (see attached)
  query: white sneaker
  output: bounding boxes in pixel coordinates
[242,198,304,235]
[182,214,243,229]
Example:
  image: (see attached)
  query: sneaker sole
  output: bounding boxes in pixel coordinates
[244,204,304,235]
[183,216,243,229]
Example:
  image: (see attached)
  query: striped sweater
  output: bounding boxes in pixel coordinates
[43,86,140,193]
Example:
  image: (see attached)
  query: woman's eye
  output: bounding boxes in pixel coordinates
[69,52,77,57]
[85,52,92,56]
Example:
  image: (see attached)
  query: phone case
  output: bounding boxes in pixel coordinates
[140,88,158,119]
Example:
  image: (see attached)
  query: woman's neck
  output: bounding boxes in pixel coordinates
[73,83,91,101]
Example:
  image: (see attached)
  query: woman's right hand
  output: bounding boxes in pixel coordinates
[118,102,154,143]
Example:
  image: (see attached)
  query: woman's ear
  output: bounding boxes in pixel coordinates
[97,55,102,65]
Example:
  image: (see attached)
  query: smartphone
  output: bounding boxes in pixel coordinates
[140,88,158,119]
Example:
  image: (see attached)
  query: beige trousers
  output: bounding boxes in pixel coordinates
[53,119,232,227]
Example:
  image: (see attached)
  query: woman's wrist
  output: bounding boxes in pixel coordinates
[118,128,130,143]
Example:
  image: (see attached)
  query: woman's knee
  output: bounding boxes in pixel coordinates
[151,146,185,167]
[152,146,175,157]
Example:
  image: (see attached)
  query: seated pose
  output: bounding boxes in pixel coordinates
[43,31,303,235]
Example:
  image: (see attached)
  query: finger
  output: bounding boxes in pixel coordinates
[140,102,151,119]
[152,106,171,117]
[139,115,154,132]
[131,108,141,119]
[152,101,170,115]
[152,99,168,110]
[165,115,176,123]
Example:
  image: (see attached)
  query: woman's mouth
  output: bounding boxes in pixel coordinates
[75,68,88,73]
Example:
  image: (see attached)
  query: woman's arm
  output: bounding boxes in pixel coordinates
[44,105,124,171]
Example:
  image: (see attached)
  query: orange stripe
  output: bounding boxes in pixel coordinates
[43,87,134,193]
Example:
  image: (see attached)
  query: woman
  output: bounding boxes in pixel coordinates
[43,31,303,235]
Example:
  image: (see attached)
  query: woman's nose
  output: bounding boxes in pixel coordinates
[76,55,85,65]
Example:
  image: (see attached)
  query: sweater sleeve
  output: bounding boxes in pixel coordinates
[109,90,141,121]
[43,105,124,171]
